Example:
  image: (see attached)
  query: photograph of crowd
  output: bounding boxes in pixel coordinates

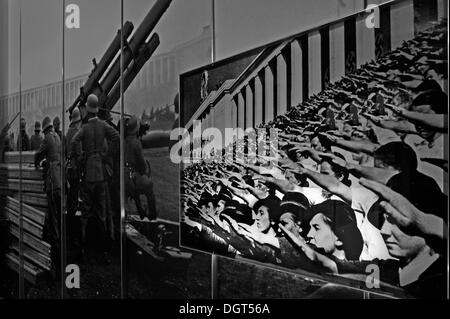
[180,17,448,299]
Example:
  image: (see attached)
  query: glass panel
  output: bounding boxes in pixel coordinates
[0,0,21,299]
[217,258,370,299]
[64,0,122,298]
[181,0,447,300]
[19,0,63,298]
[214,0,393,60]
[122,0,212,298]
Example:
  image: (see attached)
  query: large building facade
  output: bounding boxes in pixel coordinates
[183,0,447,155]
[0,25,211,137]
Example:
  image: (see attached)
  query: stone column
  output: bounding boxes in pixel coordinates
[390,0,414,50]
[308,31,322,95]
[276,54,287,116]
[329,22,345,83]
[290,39,303,107]
[254,75,263,126]
[245,83,254,129]
[264,65,274,123]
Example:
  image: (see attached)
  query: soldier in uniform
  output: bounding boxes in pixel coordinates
[53,116,63,141]
[30,121,43,151]
[124,116,157,220]
[0,123,11,163]
[34,116,62,275]
[65,107,83,252]
[17,117,30,151]
[70,94,119,263]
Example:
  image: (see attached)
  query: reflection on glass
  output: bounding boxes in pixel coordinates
[64,0,122,298]
[216,258,368,299]
[122,0,212,298]
[0,0,21,299]
[15,0,63,298]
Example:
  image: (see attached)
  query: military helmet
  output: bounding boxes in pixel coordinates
[20,118,26,129]
[86,94,99,114]
[71,107,82,124]
[53,116,61,127]
[42,116,53,132]
[125,116,140,136]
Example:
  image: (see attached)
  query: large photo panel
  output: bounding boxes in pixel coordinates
[179,0,447,299]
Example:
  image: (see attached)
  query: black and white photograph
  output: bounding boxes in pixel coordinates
[179,0,448,299]
[0,0,448,302]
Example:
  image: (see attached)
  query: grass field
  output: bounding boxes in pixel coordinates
[143,147,179,222]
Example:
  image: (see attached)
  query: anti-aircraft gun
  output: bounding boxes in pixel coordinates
[68,0,172,123]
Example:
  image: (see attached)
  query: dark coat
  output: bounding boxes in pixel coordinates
[125,135,147,175]
[65,124,82,159]
[34,130,61,192]
[70,117,119,183]
[17,130,30,151]
[30,133,43,151]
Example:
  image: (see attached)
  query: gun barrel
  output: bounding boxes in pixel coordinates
[103,34,160,112]
[94,0,172,108]
[68,21,134,113]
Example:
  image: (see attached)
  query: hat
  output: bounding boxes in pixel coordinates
[198,192,213,207]
[53,116,61,127]
[125,116,140,136]
[412,79,443,93]
[86,94,99,114]
[221,200,254,225]
[34,121,41,131]
[253,196,281,222]
[368,171,448,229]
[71,107,81,124]
[217,189,232,202]
[305,200,363,260]
[279,192,310,222]
[42,116,53,132]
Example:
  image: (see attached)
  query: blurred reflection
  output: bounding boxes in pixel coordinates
[63,0,122,299]
[122,0,212,298]
[0,0,22,299]
[16,0,63,298]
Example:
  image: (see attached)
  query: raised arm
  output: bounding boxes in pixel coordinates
[34,137,49,167]
[346,164,398,184]
[320,133,378,155]
[70,127,84,159]
[360,178,448,244]
[296,166,352,203]
[386,103,447,133]
[279,224,338,274]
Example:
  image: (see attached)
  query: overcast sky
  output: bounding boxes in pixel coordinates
[5,0,381,94]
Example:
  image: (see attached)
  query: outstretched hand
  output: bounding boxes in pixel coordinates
[359,178,445,239]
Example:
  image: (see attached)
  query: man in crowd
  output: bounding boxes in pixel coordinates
[0,123,11,163]
[34,116,62,275]
[53,116,63,141]
[124,116,157,220]
[70,94,119,263]
[65,107,83,254]
[16,117,30,151]
[30,121,43,151]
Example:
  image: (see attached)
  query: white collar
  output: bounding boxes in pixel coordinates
[88,116,98,122]
[398,248,439,287]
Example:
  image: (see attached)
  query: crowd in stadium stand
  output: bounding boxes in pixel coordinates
[180,21,448,299]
